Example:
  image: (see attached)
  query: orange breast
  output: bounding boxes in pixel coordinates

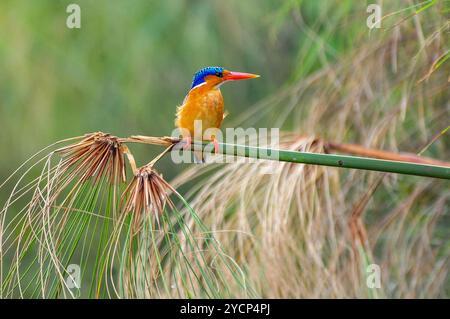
[175,84,224,137]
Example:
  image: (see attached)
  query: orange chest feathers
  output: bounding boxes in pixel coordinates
[175,86,224,135]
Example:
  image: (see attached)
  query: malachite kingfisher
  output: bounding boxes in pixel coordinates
[175,66,259,161]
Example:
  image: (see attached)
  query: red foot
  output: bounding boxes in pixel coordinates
[213,138,219,154]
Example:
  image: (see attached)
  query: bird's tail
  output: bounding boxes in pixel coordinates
[193,152,205,164]
[193,149,205,164]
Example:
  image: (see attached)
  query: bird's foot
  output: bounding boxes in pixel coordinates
[213,138,220,154]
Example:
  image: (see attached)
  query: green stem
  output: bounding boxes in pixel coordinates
[192,142,450,180]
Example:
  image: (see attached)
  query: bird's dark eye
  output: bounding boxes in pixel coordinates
[216,71,223,77]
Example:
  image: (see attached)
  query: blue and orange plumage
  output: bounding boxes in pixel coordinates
[175,66,259,161]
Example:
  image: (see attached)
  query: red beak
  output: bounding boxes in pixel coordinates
[224,71,260,81]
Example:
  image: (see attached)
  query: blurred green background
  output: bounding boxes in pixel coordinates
[6,1,444,179]
[0,0,305,181]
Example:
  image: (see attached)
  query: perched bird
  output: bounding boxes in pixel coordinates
[175,66,259,161]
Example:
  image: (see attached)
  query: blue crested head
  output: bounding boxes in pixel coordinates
[191,66,224,89]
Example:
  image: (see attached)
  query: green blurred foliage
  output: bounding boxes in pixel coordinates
[0,0,299,179]
[1,0,447,182]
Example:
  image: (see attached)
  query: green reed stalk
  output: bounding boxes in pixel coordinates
[193,142,450,180]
